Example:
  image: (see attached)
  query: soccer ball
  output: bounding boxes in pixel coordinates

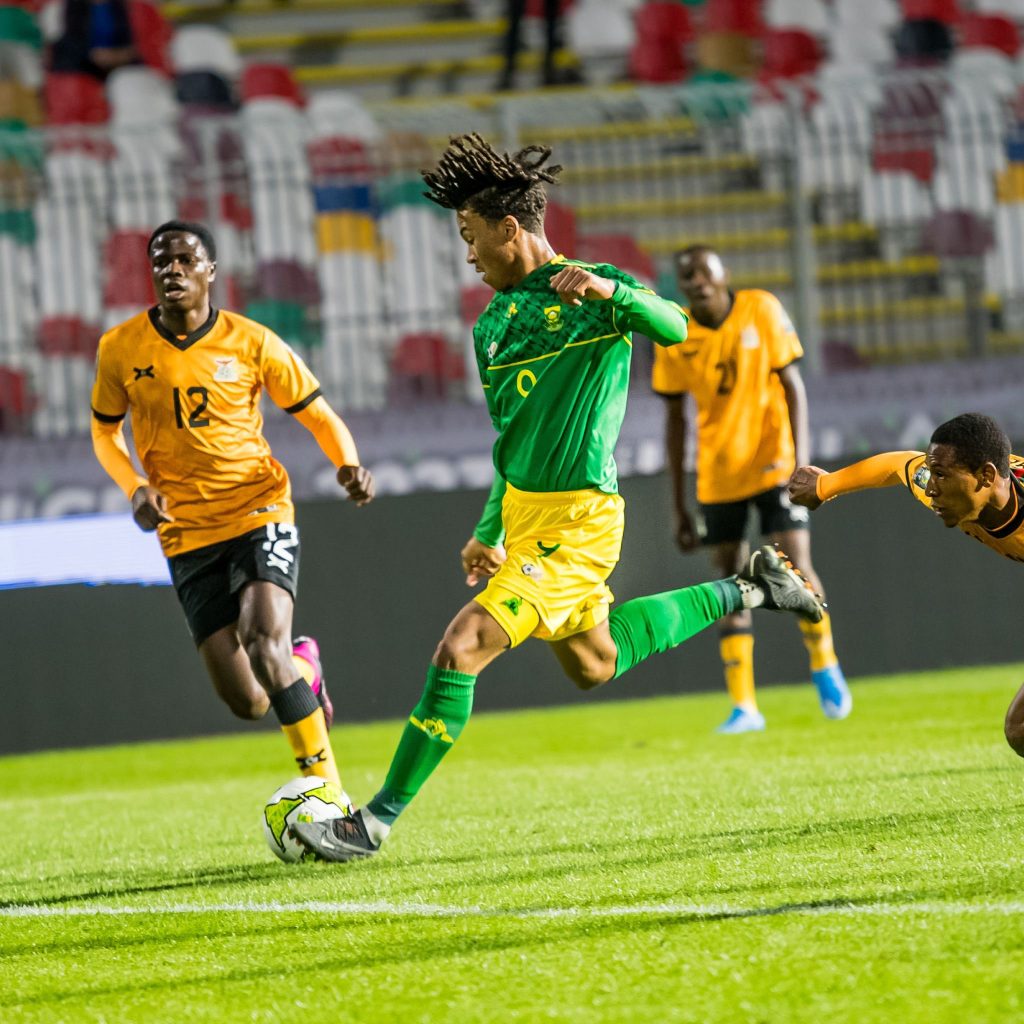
[262,776,352,863]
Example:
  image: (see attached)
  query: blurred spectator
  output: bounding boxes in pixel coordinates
[498,0,581,90]
[51,0,138,80]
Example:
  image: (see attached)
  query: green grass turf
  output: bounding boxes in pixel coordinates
[2,664,1024,1023]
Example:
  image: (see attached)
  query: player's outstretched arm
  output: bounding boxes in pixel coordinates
[789,451,925,509]
[549,266,688,346]
[293,397,374,506]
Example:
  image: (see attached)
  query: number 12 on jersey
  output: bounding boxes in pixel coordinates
[173,386,210,429]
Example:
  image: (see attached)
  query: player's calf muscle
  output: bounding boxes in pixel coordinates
[1004,685,1024,755]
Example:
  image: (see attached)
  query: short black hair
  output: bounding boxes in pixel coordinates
[421,133,562,233]
[147,220,217,263]
[930,413,1010,476]
[674,244,720,268]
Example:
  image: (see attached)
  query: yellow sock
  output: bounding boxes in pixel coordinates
[292,654,315,687]
[799,611,838,673]
[720,632,756,711]
[281,709,342,788]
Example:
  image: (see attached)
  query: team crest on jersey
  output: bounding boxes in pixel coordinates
[521,562,546,580]
[213,357,239,383]
[487,341,498,359]
[741,327,760,349]
[543,305,564,332]
[506,302,518,318]
[913,464,931,490]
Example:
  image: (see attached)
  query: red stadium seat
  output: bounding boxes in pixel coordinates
[390,332,466,400]
[102,231,156,309]
[44,73,109,125]
[460,285,493,324]
[307,136,373,178]
[240,63,305,107]
[900,0,958,24]
[923,210,993,258]
[959,14,1020,57]
[576,233,655,283]
[128,1,173,76]
[544,201,577,257]
[628,41,688,82]
[0,365,35,433]
[37,316,102,356]
[761,28,822,80]
[703,0,763,36]
[634,2,694,44]
[872,139,936,183]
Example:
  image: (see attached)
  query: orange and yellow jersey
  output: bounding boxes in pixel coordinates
[651,289,803,504]
[818,451,1024,563]
[91,307,322,557]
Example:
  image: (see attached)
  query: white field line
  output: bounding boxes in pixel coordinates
[1,900,1023,919]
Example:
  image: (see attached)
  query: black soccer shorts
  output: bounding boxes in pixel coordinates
[698,486,810,547]
[168,523,301,646]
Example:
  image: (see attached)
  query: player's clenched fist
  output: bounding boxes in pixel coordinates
[337,464,375,506]
[130,485,174,532]
[788,466,826,510]
[460,536,506,587]
[549,266,615,307]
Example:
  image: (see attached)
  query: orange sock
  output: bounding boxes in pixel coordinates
[720,632,756,711]
[799,611,838,673]
[281,710,341,788]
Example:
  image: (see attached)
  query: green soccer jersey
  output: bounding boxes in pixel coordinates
[473,256,688,545]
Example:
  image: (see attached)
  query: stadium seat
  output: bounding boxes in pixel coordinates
[316,212,377,254]
[0,233,36,356]
[950,48,1017,96]
[127,1,173,76]
[960,13,1020,57]
[566,0,634,61]
[306,89,380,143]
[933,165,995,214]
[894,18,955,65]
[390,331,466,401]
[545,201,577,258]
[36,315,101,356]
[0,76,40,123]
[170,25,240,79]
[175,71,235,111]
[307,136,373,179]
[703,0,763,35]
[240,63,304,108]
[460,284,492,324]
[986,203,1024,296]
[0,364,35,431]
[257,259,320,304]
[859,169,933,226]
[44,72,109,125]
[102,230,155,309]
[765,0,828,35]
[695,31,758,79]
[628,39,688,82]
[634,2,694,44]
[0,5,41,48]
[872,136,936,182]
[244,298,315,347]
[996,163,1024,203]
[0,37,42,88]
[902,0,960,19]
[760,28,821,80]
[576,233,655,283]
[106,66,178,126]
[923,209,993,258]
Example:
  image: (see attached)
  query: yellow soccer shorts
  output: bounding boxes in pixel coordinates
[474,483,625,648]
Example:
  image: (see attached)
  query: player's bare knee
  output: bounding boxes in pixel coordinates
[565,659,614,691]
[1004,718,1024,757]
[433,631,477,674]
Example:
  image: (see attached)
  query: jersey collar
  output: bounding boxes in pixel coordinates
[982,471,1024,540]
[148,306,220,351]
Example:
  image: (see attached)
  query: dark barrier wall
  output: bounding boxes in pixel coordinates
[2,472,1021,755]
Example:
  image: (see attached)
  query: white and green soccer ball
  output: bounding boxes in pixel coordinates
[262,776,353,863]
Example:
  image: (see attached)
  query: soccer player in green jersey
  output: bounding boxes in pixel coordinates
[293,134,825,861]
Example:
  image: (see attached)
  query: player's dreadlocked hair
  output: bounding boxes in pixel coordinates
[421,133,562,233]
[931,413,1011,476]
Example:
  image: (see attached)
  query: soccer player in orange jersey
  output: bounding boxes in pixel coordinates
[789,411,1024,758]
[90,220,374,790]
[652,246,851,733]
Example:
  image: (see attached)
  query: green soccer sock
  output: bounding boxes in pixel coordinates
[366,664,476,827]
[608,579,742,679]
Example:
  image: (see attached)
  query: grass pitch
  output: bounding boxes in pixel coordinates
[2,664,1023,1023]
